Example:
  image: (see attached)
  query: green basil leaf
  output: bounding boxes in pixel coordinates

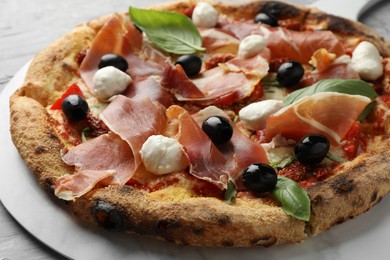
[326,151,347,163]
[129,7,205,54]
[357,101,376,121]
[283,79,378,105]
[225,180,237,205]
[271,176,311,221]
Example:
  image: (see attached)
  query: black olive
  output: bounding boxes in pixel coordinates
[92,201,124,231]
[254,12,278,27]
[294,134,330,165]
[242,163,277,193]
[202,116,233,145]
[276,61,304,87]
[62,94,89,121]
[175,55,202,77]
[98,53,128,72]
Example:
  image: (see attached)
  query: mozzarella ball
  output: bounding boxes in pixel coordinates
[239,100,284,130]
[351,41,383,81]
[192,2,219,28]
[238,35,267,58]
[93,66,132,101]
[140,135,188,175]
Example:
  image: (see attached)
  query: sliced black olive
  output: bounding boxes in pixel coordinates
[98,53,128,72]
[92,201,124,231]
[61,94,89,121]
[202,116,233,145]
[175,55,202,77]
[242,163,277,193]
[294,134,330,165]
[276,61,304,87]
[254,12,278,27]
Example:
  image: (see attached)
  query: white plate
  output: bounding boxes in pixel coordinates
[1,61,390,260]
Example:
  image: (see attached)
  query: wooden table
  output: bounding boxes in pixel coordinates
[1,0,390,259]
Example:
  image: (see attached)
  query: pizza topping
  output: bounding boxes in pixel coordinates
[93,66,132,101]
[242,163,277,193]
[238,99,284,130]
[201,115,233,145]
[175,55,202,77]
[238,35,267,59]
[271,176,311,221]
[129,7,205,54]
[254,13,278,27]
[80,14,142,90]
[276,61,304,87]
[294,134,330,165]
[267,92,372,144]
[55,170,115,201]
[351,41,383,81]
[192,2,219,28]
[98,53,129,72]
[50,83,84,110]
[167,105,268,189]
[200,28,239,54]
[140,135,189,175]
[62,94,89,121]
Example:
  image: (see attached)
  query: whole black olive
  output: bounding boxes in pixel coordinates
[242,163,278,193]
[61,94,89,121]
[175,55,202,77]
[202,116,233,145]
[98,53,129,72]
[276,61,304,87]
[294,134,330,165]
[254,12,278,27]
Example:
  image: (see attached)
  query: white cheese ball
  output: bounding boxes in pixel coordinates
[238,35,267,58]
[351,41,383,81]
[93,66,132,101]
[140,135,188,175]
[239,99,284,130]
[192,2,219,28]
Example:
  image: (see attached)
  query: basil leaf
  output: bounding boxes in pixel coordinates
[358,101,376,121]
[326,151,347,163]
[225,180,237,205]
[283,79,378,105]
[271,176,311,221]
[129,7,205,54]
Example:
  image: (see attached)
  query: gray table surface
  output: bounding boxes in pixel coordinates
[1,0,390,259]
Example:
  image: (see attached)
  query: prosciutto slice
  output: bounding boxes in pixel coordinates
[55,96,167,200]
[223,22,345,63]
[79,14,172,104]
[55,132,134,200]
[162,53,268,105]
[167,105,268,189]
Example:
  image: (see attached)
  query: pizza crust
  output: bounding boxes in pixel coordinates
[9,0,390,247]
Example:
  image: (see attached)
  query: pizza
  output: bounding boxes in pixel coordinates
[9,0,390,247]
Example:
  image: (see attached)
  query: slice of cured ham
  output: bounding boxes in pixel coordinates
[55,132,135,200]
[223,22,345,63]
[55,96,167,200]
[167,105,268,190]
[162,53,269,105]
[100,95,167,171]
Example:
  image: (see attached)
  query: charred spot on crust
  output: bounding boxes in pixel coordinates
[191,226,205,235]
[251,236,277,247]
[217,215,230,226]
[371,192,378,202]
[258,1,301,19]
[92,200,124,231]
[312,194,323,205]
[331,175,355,194]
[222,240,235,247]
[34,145,47,154]
[155,219,181,230]
[327,16,358,35]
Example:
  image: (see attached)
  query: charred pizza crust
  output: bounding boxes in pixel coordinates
[10,0,390,247]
